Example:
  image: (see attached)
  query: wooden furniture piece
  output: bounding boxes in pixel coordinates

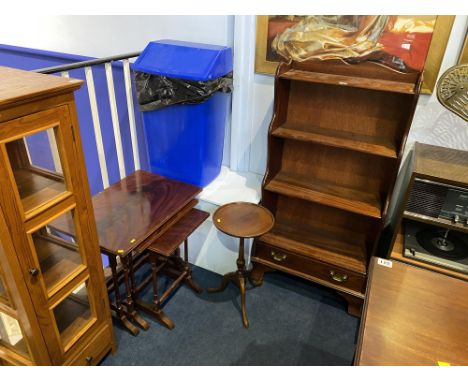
[140,208,209,329]
[208,202,275,328]
[382,142,468,281]
[0,67,114,365]
[51,170,202,336]
[250,59,422,315]
[355,257,468,365]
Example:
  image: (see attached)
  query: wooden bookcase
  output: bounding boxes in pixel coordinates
[251,59,422,315]
[0,67,114,365]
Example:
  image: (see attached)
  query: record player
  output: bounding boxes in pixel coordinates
[404,220,468,274]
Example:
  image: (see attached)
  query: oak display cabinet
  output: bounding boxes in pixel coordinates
[0,67,114,365]
[251,59,422,315]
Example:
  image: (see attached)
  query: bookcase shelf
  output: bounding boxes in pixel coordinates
[272,123,398,159]
[265,171,382,218]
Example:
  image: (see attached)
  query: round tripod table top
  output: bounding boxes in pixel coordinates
[213,202,275,239]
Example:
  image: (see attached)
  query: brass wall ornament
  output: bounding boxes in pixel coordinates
[436,64,468,122]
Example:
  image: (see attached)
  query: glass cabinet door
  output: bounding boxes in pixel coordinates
[26,206,100,355]
[52,279,96,351]
[1,106,73,220]
[28,209,86,297]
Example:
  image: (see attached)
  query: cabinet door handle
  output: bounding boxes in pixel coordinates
[29,268,40,277]
[271,251,287,262]
[85,356,93,364]
[329,270,348,283]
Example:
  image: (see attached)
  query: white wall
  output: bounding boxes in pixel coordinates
[0,15,234,57]
[244,15,468,176]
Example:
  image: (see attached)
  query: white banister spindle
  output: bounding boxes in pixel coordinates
[85,66,110,189]
[105,62,126,179]
[23,137,32,164]
[42,71,72,174]
[123,59,140,170]
[46,129,62,173]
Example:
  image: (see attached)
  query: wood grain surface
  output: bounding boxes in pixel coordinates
[52,170,201,255]
[272,123,397,159]
[213,202,275,238]
[356,257,468,366]
[265,171,382,218]
[280,69,416,94]
[413,142,468,187]
[0,66,82,110]
[148,208,209,256]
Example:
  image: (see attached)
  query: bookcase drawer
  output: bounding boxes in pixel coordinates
[253,242,366,296]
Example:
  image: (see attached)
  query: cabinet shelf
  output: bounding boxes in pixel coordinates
[33,235,84,294]
[54,292,94,350]
[273,123,397,159]
[259,219,367,275]
[13,167,68,218]
[265,171,382,218]
[280,69,416,94]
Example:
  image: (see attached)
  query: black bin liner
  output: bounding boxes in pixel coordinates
[134,71,233,112]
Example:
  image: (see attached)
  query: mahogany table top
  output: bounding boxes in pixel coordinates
[355,257,468,366]
[53,170,201,256]
[147,208,209,256]
[213,202,275,238]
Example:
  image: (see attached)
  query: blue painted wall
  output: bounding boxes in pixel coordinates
[0,44,150,196]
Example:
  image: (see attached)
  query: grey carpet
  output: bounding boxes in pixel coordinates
[101,265,359,366]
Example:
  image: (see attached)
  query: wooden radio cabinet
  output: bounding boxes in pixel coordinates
[0,67,114,365]
[251,59,422,314]
[384,142,468,281]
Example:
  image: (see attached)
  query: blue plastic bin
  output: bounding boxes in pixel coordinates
[133,40,233,187]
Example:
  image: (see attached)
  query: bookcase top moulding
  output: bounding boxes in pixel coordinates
[278,59,421,94]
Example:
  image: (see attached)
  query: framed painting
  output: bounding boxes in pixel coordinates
[255,15,455,94]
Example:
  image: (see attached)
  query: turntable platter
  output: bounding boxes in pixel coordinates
[416,228,468,260]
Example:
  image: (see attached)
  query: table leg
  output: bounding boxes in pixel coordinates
[207,237,250,328]
[108,255,140,336]
[237,238,249,329]
[182,240,203,293]
[238,275,249,329]
[135,252,175,330]
[121,254,150,331]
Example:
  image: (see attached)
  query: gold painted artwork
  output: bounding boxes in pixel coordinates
[256,15,455,93]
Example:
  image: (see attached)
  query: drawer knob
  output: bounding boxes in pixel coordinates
[329,270,348,283]
[271,251,287,262]
[29,268,40,277]
[85,356,93,364]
